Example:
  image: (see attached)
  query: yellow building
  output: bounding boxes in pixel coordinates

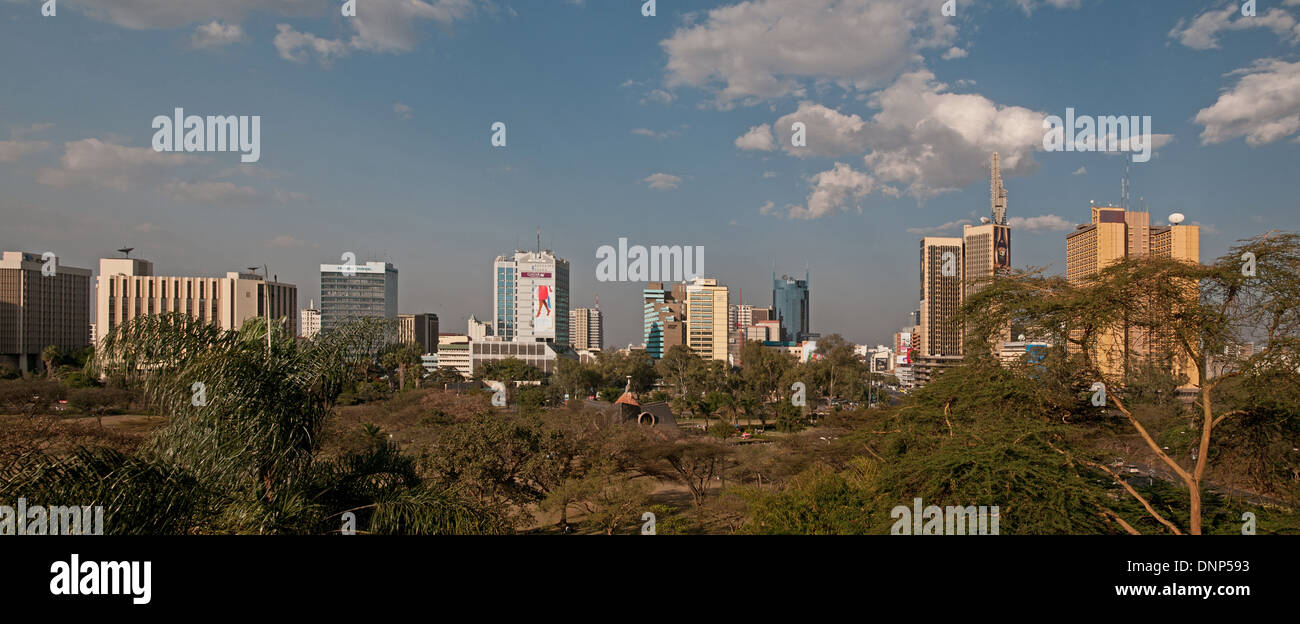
[685,277,729,362]
[1064,206,1199,385]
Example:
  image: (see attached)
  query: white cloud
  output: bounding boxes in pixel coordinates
[734,124,776,151]
[273,189,309,203]
[941,46,968,60]
[1072,166,1087,175]
[631,127,682,140]
[906,219,972,235]
[762,171,779,178]
[772,102,868,158]
[37,138,198,191]
[1008,214,1074,232]
[1014,0,1083,14]
[642,173,682,191]
[787,162,875,220]
[759,200,777,215]
[661,0,957,108]
[394,102,414,120]
[1195,59,1300,146]
[191,21,245,48]
[1169,3,1300,50]
[274,0,484,65]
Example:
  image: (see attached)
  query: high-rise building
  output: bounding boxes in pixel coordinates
[398,313,439,354]
[687,277,730,362]
[1,252,92,372]
[301,299,321,339]
[319,261,397,335]
[643,282,686,359]
[772,271,811,342]
[494,249,570,345]
[570,305,604,351]
[436,334,471,378]
[96,256,296,346]
[918,236,964,359]
[1066,205,1200,384]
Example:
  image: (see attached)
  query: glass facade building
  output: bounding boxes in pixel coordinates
[319,261,398,335]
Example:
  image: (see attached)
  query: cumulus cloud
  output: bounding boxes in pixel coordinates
[1014,0,1083,14]
[1169,2,1300,50]
[0,140,50,163]
[1008,214,1074,232]
[661,0,957,108]
[734,124,776,151]
[941,46,968,60]
[1195,59,1300,146]
[642,173,682,191]
[787,163,875,220]
[191,21,245,48]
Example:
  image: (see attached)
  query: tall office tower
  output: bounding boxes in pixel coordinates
[0,251,92,372]
[772,271,811,342]
[728,304,757,331]
[917,237,964,383]
[467,314,493,341]
[97,256,297,345]
[570,305,604,351]
[643,281,686,359]
[301,299,321,339]
[494,248,570,345]
[964,153,1014,297]
[398,313,439,354]
[319,261,397,335]
[1065,206,1199,384]
[686,277,730,362]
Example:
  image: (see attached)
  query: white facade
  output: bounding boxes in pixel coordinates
[493,250,570,345]
[301,299,321,339]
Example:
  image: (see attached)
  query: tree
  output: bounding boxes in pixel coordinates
[656,344,697,397]
[0,313,509,535]
[638,440,733,507]
[381,342,424,391]
[41,345,61,379]
[961,232,1300,534]
[68,387,132,429]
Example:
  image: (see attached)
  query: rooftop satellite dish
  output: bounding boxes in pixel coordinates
[1169,213,1185,225]
[1018,334,1026,341]
[980,217,991,224]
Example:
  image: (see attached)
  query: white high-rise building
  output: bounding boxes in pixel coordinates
[467,314,493,341]
[301,299,321,339]
[493,248,570,345]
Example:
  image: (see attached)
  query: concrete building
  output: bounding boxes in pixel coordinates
[494,249,570,345]
[686,277,730,362]
[398,313,439,354]
[0,252,92,372]
[643,282,686,359]
[319,261,397,335]
[95,256,296,346]
[300,299,321,339]
[1066,206,1200,384]
[772,271,811,342]
[470,337,577,376]
[569,305,604,351]
[436,334,471,379]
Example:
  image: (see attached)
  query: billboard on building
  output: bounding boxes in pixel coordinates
[994,225,1011,269]
[533,284,554,335]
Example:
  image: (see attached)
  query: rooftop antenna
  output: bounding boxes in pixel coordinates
[1121,153,1131,211]
[536,227,541,254]
[991,152,1007,225]
[117,247,134,258]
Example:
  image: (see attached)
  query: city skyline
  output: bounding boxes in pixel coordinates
[4,1,1300,348]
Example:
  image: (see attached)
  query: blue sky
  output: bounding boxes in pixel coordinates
[2,0,1299,348]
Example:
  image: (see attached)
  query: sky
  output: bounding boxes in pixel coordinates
[2,0,1299,349]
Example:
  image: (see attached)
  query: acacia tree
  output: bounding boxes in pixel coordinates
[963,232,1300,534]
